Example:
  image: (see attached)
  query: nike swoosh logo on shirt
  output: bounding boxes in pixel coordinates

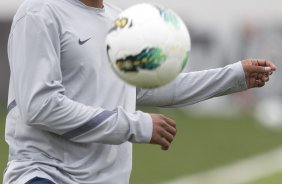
[79,37,92,45]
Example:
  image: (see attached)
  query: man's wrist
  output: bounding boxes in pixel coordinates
[237,61,248,90]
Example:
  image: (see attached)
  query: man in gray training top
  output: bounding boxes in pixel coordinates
[4,0,277,183]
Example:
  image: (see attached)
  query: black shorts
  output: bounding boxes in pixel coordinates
[25,177,55,184]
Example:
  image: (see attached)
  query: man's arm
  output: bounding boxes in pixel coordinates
[8,9,177,150]
[137,60,276,108]
[8,11,154,145]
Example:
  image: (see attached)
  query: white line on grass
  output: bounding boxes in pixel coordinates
[162,147,282,184]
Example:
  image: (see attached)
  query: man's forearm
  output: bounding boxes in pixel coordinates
[136,62,247,108]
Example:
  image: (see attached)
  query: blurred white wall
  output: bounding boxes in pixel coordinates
[1,0,282,29]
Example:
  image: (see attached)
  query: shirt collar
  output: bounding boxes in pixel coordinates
[67,0,105,13]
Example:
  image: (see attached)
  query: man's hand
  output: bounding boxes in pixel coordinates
[241,59,277,89]
[150,114,177,151]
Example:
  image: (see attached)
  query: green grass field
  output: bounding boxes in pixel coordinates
[1,107,8,183]
[131,107,282,184]
[249,172,282,184]
[1,107,282,183]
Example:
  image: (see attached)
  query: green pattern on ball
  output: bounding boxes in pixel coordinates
[116,48,167,72]
[155,5,180,29]
[182,51,190,70]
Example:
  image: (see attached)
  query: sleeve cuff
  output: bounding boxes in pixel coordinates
[129,111,153,144]
[140,112,153,143]
[234,61,248,91]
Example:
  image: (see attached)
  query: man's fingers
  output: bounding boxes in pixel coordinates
[256,59,277,71]
[255,80,265,88]
[160,117,177,136]
[160,137,171,150]
[255,59,267,66]
[249,65,272,73]
[267,71,273,76]
[267,62,277,71]
[243,59,277,75]
[262,76,269,82]
[243,59,276,89]
[161,129,174,143]
[162,116,176,128]
[162,146,169,151]
[150,114,177,151]
[165,125,177,136]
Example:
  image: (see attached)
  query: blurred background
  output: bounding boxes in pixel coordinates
[1,0,282,184]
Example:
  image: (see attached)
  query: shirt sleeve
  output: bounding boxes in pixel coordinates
[136,62,248,108]
[8,11,152,144]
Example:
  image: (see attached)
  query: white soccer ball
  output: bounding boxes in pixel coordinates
[106,3,191,88]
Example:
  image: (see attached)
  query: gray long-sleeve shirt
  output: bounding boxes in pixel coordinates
[4,0,247,183]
